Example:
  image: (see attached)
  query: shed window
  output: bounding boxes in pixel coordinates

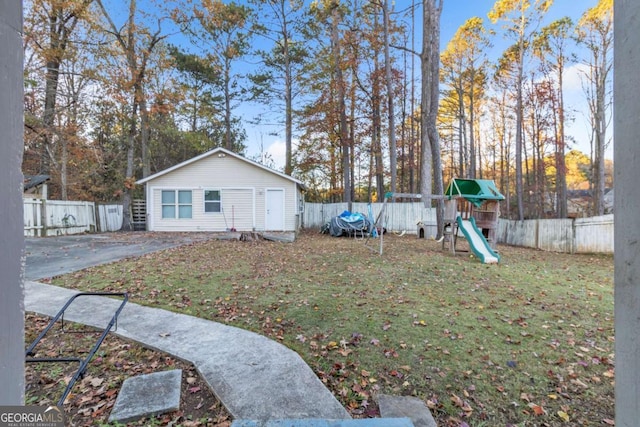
[162,190,192,219]
[204,190,221,213]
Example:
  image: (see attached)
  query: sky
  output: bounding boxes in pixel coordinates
[114,0,606,170]
[249,0,606,170]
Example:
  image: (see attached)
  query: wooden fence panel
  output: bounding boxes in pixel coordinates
[44,200,96,236]
[537,218,574,253]
[575,214,614,253]
[496,219,538,248]
[23,198,43,237]
[303,202,437,235]
[308,202,614,254]
[97,204,123,232]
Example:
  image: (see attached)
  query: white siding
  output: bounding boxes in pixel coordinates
[144,154,300,232]
[221,189,254,231]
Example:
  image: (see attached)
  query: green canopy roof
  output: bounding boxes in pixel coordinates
[445,178,505,207]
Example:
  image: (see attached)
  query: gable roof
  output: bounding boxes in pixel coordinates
[445,178,505,207]
[24,174,50,190]
[136,147,304,187]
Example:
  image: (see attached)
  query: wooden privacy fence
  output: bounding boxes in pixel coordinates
[497,215,614,254]
[304,203,614,254]
[24,199,123,236]
[303,202,438,237]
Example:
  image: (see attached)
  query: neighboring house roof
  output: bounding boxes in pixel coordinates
[136,147,304,188]
[24,174,50,191]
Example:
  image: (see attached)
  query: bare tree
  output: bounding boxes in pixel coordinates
[576,0,613,216]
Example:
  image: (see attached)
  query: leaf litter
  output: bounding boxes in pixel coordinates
[51,230,615,426]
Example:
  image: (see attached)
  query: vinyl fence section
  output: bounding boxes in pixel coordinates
[303,202,438,236]
[306,202,614,254]
[24,199,124,236]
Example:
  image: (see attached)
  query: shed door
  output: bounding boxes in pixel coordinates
[266,189,285,231]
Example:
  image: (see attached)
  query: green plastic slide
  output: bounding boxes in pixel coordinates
[456,216,500,264]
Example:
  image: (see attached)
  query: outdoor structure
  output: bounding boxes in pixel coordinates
[443,178,505,263]
[23,174,50,199]
[136,147,305,232]
[614,0,640,424]
[0,0,24,404]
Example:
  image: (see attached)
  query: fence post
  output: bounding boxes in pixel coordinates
[40,198,47,237]
[88,201,96,232]
[571,218,576,255]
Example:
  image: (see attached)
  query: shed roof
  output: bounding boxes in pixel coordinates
[445,178,505,207]
[24,174,50,190]
[136,147,304,188]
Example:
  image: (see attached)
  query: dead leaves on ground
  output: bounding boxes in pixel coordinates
[51,231,615,426]
[24,314,230,426]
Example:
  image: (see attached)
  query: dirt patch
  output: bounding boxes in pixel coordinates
[25,313,232,426]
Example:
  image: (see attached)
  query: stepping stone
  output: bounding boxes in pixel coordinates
[231,419,414,427]
[108,369,182,424]
[377,395,437,427]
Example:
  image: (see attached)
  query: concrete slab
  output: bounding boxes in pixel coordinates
[25,281,350,422]
[377,395,437,427]
[231,419,413,427]
[108,369,182,423]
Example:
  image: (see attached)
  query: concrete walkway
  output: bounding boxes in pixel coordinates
[25,281,350,421]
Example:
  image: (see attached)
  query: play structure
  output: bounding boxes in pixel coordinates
[443,178,505,264]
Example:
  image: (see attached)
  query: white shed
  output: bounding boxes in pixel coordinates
[136,147,304,232]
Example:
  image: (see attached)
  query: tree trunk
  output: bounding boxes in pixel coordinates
[224,56,233,151]
[382,0,397,194]
[282,0,293,176]
[331,6,351,204]
[141,94,151,178]
[555,61,568,217]
[514,27,525,219]
[421,0,443,238]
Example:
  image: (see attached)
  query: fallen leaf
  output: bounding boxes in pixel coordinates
[451,394,464,407]
[189,386,201,394]
[528,403,546,416]
[558,410,570,422]
[602,418,615,425]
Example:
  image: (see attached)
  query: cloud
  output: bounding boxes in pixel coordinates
[267,140,286,170]
[564,63,590,93]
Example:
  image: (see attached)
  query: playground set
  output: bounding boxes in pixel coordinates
[322,178,504,263]
[362,178,505,263]
[441,178,505,264]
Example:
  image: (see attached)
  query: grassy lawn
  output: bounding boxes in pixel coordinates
[52,230,614,426]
